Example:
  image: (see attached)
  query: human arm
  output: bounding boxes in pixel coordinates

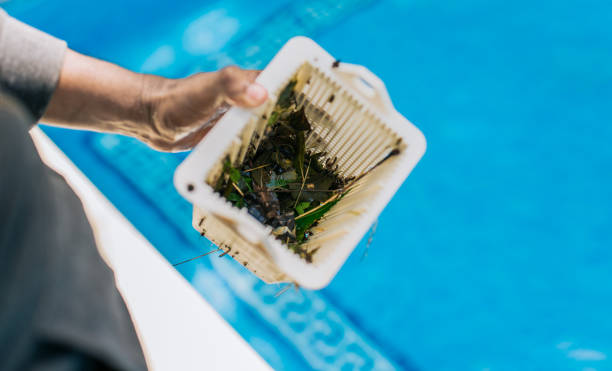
[0,9,267,152]
[43,50,267,151]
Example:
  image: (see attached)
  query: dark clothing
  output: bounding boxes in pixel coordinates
[0,8,147,371]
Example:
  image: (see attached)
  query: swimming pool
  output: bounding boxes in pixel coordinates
[5,0,612,369]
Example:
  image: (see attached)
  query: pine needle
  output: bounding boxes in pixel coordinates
[231,182,244,197]
[243,163,270,173]
[173,248,222,266]
[293,158,311,209]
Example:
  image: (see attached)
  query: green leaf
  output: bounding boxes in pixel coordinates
[227,192,241,202]
[295,201,311,215]
[267,111,280,126]
[223,160,242,183]
[295,191,348,236]
[227,192,245,208]
[243,177,253,193]
[295,198,338,233]
[224,159,254,194]
[287,108,311,131]
[295,130,305,179]
[229,168,241,183]
[278,170,297,182]
[278,80,297,108]
[266,178,288,189]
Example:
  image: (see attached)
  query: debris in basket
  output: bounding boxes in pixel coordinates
[212,79,400,262]
[212,80,350,261]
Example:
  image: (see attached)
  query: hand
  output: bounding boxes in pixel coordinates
[43,50,268,152]
[141,66,268,151]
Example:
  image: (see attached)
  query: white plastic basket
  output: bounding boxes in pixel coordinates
[174,36,426,289]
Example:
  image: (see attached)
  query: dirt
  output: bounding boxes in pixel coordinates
[213,80,349,262]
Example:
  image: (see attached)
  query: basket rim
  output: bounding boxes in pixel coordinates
[174,36,426,288]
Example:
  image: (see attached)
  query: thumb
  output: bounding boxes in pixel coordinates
[217,66,268,107]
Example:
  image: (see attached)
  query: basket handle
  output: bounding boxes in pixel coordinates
[335,63,395,114]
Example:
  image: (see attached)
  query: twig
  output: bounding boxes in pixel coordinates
[293,158,311,208]
[294,192,341,220]
[173,248,222,266]
[293,149,399,218]
[231,182,244,197]
[361,219,378,261]
[274,284,293,297]
[338,148,400,194]
[219,246,231,257]
[243,163,269,173]
[292,149,399,221]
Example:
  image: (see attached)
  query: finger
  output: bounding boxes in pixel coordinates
[217,66,267,107]
[148,125,211,152]
[152,107,228,152]
[170,125,212,152]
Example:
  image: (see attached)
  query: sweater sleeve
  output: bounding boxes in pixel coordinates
[0,8,67,123]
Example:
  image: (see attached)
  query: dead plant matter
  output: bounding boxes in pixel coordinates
[213,80,349,262]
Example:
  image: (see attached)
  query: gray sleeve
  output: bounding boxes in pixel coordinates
[0,8,67,123]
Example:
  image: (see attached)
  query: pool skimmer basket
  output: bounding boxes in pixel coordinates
[174,37,426,289]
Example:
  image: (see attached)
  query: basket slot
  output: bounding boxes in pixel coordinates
[301,229,349,263]
[328,115,371,175]
[315,96,354,151]
[252,105,273,154]
[308,72,331,107]
[336,120,380,175]
[194,207,290,283]
[300,73,322,106]
[236,118,258,165]
[349,142,397,178]
[206,138,241,185]
[304,105,333,148]
[206,161,224,185]
[319,192,379,226]
[303,77,344,137]
[295,90,308,108]
[304,90,346,150]
[314,207,367,226]
[303,229,348,246]
[308,102,355,168]
[228,139,242,165]
[324,186,382,219]
[298,158,398,267]
[342,131,394,177]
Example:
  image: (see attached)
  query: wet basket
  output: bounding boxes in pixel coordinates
[174,37,426,289]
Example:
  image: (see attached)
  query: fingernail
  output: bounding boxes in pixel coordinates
[246,83,267,103]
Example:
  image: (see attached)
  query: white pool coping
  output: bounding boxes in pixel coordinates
[30,127,272,371]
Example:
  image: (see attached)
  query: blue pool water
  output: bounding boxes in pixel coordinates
[4,0,612,370]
